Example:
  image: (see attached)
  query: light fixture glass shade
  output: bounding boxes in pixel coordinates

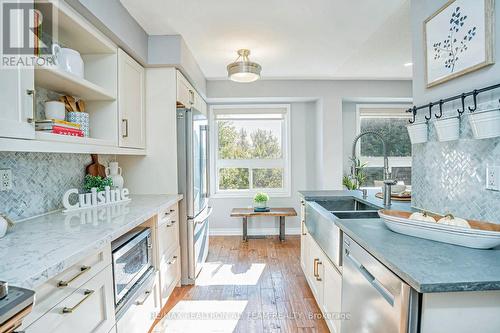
[227,49,261,83]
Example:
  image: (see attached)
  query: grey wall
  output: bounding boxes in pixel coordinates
[410,0,500,222]
[209,102,317,235]
[207,79,412,190]
[0,152,112,221]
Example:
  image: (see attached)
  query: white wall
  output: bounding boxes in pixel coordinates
[411,0,500,105]
[209,102,317,235]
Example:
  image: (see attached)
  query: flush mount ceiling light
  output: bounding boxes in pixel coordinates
[227,49,262,83]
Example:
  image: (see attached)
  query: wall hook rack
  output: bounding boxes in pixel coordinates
[406,82,500,123]
[425,103,433,121]
[435,100,444,119]
[468,90,478,112]
[457,93,466,116]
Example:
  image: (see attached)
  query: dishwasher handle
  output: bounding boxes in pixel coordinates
[345,249,395,306]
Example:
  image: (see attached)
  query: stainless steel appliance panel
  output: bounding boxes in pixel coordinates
[341,235,410,333]
[188,205,212,279]
[111,227,153,306]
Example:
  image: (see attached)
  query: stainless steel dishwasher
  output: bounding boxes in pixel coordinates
[341,235,412,333]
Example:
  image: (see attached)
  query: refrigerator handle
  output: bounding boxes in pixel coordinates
[201,124,210,198]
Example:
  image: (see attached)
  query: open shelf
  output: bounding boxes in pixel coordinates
[35,131,116,146]
[35,66,116,101]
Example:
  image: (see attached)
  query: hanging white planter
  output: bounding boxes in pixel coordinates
[434,116,460,142]
[469,109,500,139]
[407,122,428,144]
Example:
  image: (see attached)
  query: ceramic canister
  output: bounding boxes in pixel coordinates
[66,112,89,137]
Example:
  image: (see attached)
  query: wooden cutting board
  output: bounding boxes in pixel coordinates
[86,154,106,178]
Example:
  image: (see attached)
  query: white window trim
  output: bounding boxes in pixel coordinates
[355,104,413,169]
[209,104,292,198]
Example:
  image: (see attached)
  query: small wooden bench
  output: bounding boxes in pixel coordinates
[230,207,298,242]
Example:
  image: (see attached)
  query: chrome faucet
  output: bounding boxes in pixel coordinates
[351,131,397,206]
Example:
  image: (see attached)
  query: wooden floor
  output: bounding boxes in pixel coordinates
[151,236,329,333]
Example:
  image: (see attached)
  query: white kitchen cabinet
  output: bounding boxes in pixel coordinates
[118,49,146,149]
[116,271,161,333]
[323,257,342,333]
[176,70,194,108]
[307,236,324,305]
[25,265,115,333]
[0,67,35,139]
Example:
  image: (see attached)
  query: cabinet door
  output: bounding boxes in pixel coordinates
[323,259,342,333]
[300,223,308,271]
[308,238,324,305]
[25,265,115,333]
[0,67,35,139]
[176,71,194,108]
[159,247,181,306]
[118,49,145,149]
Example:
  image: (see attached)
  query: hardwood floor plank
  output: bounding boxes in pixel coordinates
[151,236,327,333]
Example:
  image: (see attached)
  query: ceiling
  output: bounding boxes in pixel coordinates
[120,0,412,80]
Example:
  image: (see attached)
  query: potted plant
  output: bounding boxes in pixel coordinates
[254,192,270,211]
[84,175,113,192]
[343,158,367,190]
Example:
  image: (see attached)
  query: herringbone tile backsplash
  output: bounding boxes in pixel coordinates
[412,97,500,223]
[0,152,112,221]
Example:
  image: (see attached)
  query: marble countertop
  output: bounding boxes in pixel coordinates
[0,194,182,289]
[299,190,500,293]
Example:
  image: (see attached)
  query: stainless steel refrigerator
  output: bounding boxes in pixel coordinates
[177,107,211,285]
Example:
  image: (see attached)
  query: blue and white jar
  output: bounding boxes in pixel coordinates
[66,111,89,137]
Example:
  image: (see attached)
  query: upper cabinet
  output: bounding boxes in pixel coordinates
[118,49,146,149]
[0,67,35,139]
[176,70,206,116]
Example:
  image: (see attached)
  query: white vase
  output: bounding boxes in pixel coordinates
[434,116,460,142]
[105,162,124,189]
[0,216,8,238]
[469,109,500,140]
[407,122,428,144]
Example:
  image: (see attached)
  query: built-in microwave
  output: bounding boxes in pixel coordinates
[111,227,153,309]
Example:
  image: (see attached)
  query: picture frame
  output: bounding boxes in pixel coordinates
[424,0,495,88]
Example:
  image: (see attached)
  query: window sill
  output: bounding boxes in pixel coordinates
[211,191,292,199]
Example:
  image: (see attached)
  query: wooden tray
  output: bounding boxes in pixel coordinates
[375,192,411,202]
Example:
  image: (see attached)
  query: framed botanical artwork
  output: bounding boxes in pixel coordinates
[424,0,495,87]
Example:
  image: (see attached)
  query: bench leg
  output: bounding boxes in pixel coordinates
[243,217,248,242]
[279,216,285,242]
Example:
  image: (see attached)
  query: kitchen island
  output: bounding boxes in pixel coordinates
[299,190,500,333]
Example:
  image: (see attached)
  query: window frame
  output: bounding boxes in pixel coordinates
[355,103,413,176]
[210,104,292,198]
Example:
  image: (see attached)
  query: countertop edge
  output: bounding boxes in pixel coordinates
[19,194,183,289]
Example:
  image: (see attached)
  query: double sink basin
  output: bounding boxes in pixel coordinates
[304,196,381,268]
[314,197,380,219]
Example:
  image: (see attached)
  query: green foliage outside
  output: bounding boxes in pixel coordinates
[218,120,283,190]
[360,118,411,157]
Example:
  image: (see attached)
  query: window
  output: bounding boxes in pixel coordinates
[211,105,291,197]
[356,105,412,186]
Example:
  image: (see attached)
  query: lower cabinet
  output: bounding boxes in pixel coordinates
[159,246,181,306]
[116,271,161,333]
[302,233,342,333]
[25,265,115,333]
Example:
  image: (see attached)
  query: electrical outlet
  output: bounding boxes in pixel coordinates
[486,165,500,191]
[0,169,12,191]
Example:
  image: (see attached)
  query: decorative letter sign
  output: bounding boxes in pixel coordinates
[62,186,131,212]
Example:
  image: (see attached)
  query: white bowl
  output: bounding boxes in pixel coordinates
[434,116,459,142]
[407,123,428,144]
[391,184,407,194]
[469,109,500,140]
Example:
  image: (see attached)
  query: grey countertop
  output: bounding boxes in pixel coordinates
[299,190,500,293]
[0,194,182,289]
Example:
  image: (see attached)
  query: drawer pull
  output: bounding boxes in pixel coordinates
[170,209,175,213]
[58,266,91,287]
[135,290,152,306]
[168,256,178,265]
[62,289,94,314]
[316,261,323,281]
[313,258,319,277]
[171,220,176,224]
